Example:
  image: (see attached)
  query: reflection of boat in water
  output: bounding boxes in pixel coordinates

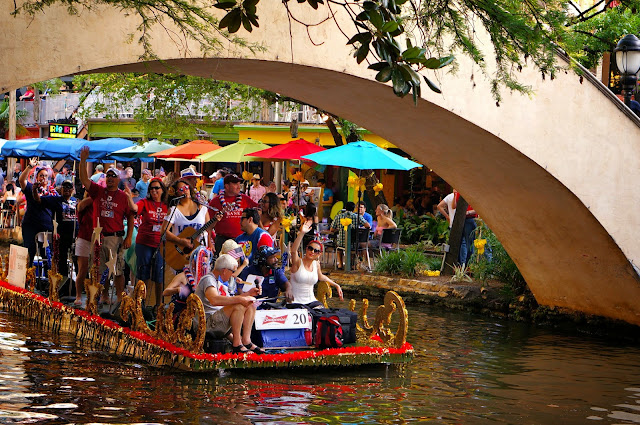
[0,271,413,372]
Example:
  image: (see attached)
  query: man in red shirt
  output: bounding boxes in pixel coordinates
[208,173,258,254]
[79,146,135,304]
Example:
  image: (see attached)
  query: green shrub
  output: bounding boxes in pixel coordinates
[468,223,527,294]
[374,246,437,277]
[395,210,450,245]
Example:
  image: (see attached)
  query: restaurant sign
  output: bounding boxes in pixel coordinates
[49,124,78,139]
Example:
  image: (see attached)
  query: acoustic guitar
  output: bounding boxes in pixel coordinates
[164,204,230,270]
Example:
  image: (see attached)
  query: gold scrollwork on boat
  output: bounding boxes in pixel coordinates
[370,291,408,348]
[47,270,62,303]
[85,264,103,316]
[25,266,36,292]
[317,281,332,308]
[1,254,9,281]
[120,280,152,334]
[174,294,206,354]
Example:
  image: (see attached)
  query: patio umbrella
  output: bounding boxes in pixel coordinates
[301,140,420,170]
[36,138,135,161]
[1,138,48,158]
[245,138,326,161]
[150,139,219,160]
[109,139,174,161]
[197,138,272,163]
[302,140,421,270]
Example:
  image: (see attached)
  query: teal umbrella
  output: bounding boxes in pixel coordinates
[302,140,421,272]
[110,139,175,160]
[301,140,420,170]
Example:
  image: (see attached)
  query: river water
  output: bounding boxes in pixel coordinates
[1,302,640,424]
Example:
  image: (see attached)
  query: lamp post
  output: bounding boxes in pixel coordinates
[614,34,640,107]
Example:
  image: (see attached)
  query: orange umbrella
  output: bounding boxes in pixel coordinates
[150,139,220,160]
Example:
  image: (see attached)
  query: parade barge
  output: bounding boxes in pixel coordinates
[0,267,413,372]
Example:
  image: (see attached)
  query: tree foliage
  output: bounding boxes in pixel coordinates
[74,73,281,141]
[565,0,640,70]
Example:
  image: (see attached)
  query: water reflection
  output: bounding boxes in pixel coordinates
[1,303,640,424]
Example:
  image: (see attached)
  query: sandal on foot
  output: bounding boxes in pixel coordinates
[232,345,252,354]
[244,343,265,355]
[73,299,83,306]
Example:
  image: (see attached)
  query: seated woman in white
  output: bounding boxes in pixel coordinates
[290,219,343,307]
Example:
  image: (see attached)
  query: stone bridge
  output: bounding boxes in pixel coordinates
[3,3,640,324]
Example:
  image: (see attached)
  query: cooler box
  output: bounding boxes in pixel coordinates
[254,309,313,349]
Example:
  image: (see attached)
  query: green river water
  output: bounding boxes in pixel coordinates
[1,302,639,424]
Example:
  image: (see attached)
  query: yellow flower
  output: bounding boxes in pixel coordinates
[474,239,487,255]
[281,217,292,233]
[340,217,352,231]
[373,182,383,196]
[242,170,253,181]
[423,270,441,277]
[347,176,366,192]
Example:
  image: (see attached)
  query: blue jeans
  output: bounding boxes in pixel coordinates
[135,243,163,283]
[459,218,477,265]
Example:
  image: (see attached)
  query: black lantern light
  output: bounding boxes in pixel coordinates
[614,34,640,107]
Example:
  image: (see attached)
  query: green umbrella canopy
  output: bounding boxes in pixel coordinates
[110,139,175,159]
[197,138,273,163]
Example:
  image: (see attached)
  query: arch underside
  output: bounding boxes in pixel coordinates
[87,58,640,325]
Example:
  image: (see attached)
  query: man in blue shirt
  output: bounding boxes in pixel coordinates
[243,245,293,302]
[209,168,228,199]
[358,203,373,227]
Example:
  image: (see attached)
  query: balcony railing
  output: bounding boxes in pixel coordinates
[15,92,324,127]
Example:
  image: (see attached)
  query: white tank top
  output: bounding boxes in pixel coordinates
[166,206,209,245]
[290,260,318,304]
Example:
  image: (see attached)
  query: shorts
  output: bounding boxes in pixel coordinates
[75,238,92,257]
[135,243,163,283]
[205,308,231,338]
[99,235,125,277]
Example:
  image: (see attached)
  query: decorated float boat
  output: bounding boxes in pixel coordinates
[0,250,413,372]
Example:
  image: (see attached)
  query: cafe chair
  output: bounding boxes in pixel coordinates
[378,228,402,255]
[337,228,371,270]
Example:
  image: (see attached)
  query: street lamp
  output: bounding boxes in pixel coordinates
[614,34,640,107]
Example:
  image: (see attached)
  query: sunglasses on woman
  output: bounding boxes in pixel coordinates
[306,246,321,254]
[149,186,162,191]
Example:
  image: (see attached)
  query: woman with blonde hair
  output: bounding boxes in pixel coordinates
[369,204,397,249]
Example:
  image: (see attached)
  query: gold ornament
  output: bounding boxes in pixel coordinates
[371,291,408,348]
[175,294,206,353]
[373,183,383,196]
[120,280,154,335]
[47,270,63,303]
[85,264,104,316]
[317,281,332,308]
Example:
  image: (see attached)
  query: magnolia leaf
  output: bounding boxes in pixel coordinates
[423,57,441,69]
[381,20,399,32]
[368,61,389,71]
[375,67,393,82]
[423,75,441,93]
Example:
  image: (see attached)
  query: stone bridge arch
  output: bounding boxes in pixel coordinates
[3,3,640,324]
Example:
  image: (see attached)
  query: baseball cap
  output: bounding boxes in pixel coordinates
[105,168,119,177]
[180,168,202,178]
[252,174,261,180]
[224,174,243,184]
[61,180,74,188]
[258,245,281,259]
[142,169,152,176]
[301,180,309,186]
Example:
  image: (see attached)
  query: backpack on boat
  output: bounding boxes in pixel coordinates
[314,315,344,349]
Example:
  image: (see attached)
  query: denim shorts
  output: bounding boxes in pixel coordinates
[135,243,163,283]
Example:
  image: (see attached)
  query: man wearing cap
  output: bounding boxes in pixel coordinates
[135,169,151,199]
[36,180,78,285]
[180,167,206,203]
[209,168,228,199]
[79,146,135,304]
[208,173,258,253]
[242,245,293,302]
[235,207,273,271]
[54,163,73,188]
[248,174,266,204]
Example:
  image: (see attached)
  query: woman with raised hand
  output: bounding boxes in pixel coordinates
[290,219,343,307]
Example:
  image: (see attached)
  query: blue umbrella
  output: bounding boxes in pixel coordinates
[37,137,136,161]
[1,138,48,158]
[108,139,173,162]
[303,141,420,272]
[301,140,421,170]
